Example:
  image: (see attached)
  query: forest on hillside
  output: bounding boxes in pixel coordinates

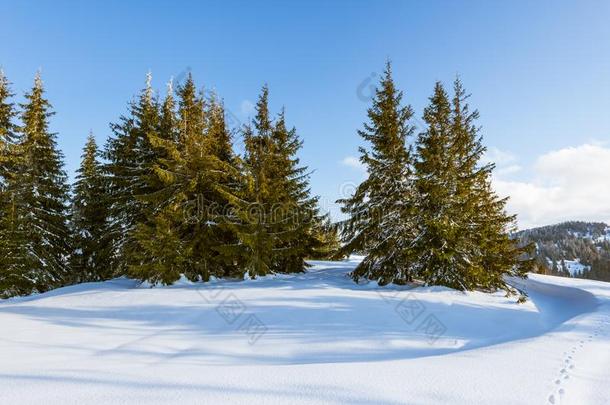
[518,221,610,281]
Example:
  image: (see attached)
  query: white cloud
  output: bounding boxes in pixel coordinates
[492,143,610,230]
[240,100,255,117]
[483,147,522,177]
[341,156,366,172]
[483,147,517,166]
[495,164,522,177]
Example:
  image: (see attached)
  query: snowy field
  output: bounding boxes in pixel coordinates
[1,257,609,404]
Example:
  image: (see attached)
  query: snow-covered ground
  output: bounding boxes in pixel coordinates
[1,257,609,404]
[562,259,590,277]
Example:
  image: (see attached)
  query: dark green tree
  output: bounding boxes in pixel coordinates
[338,62,418,284]
[269,109,326,273]
[0,70,18,187]
[413,78,530,292]
[0,70,30,297]
[231,86,328,277]
[128,76,243,284]
[104,72,161,273]
[226,86,276,278]
[70,133,114,282]
[1,73,71,295]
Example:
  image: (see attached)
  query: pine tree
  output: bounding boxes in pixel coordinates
[126,76,185,283]
[189,92,241,279]
[1,73,71,295]
[128,75,243,284]
[0,70,18,187]
[228,86,341,277]
[228,86,276,278]
[0,70,29,297]
[308,216,342,260]
[269,109,324,273]
[412,82,462,286]
[172,79,241,281]
[413,79,530,292]
[70,133,114,282]
[104,72,161,273]
[338,62,418,284]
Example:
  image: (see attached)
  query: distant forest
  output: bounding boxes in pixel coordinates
[517,221,610,282]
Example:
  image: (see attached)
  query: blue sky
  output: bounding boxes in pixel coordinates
[1,0,609,228]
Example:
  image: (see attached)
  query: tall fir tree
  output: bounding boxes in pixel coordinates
[338,62,418,284]
[0,70,26,297]
[412,82,460,286]
[70,133,114,282]
[232,86,326,277]
[447,78,531,290]
[104,72,161,274]
[269,109,325,273]
[0,70,18,187]
[128,76,243,284]
[232,86,278,277]
[413,79,530,292]
[0,73,71,295]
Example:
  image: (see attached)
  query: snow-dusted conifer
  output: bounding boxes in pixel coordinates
[0,73,71,295]
[338,62,418,284]
[70,133,114,282]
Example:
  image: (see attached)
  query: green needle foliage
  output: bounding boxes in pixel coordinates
[338,62,418,285]
[0,73,71,296]
[70,133,114,282]
[0,65,531,298]
[340,64,532,294]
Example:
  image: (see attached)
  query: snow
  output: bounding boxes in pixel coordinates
[1,257,609,404]
[563,259,590,276]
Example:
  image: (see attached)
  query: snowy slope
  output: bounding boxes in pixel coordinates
[0,257,609,404]
[563,259,590,277]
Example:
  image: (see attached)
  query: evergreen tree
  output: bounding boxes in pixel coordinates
[269,109,326,273]
[413,79,530,292]
[129,76,243,284]
[0,70,29,297]
[412,82,464,287]
[228,86,276,277]
[186,92,241,279]
[104,72,161,273]
[232,86,332,277]
[0,70,18,187]
[1,73,71,295]
[70,133,114,282]
[338,62,418,284]
[126,76,184,283]
[308,216,342,260]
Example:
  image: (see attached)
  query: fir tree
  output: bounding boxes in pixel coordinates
[233,86,328,277]
[412,81,469,287]
[413,78,530,292]
[1,73,71,295]
[269,109,324,273]
[338,62,418,284]
[104,72,161,273]
[126,76,184,283]
[308,217,342,260]
[0,70,18,187]
[70,133,114,282]
[228,86,276,277]
[0,70,28,297]
[128,76,243,284]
